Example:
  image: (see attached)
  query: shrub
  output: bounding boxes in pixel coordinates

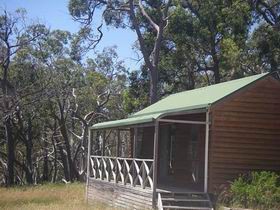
[219,171,280,210]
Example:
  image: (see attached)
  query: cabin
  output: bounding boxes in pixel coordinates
[86,72,280,210]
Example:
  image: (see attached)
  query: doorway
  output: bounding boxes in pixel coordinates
[158,123,205,192]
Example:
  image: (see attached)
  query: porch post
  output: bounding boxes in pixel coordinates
[152,120,159,207]
[86,127,92,203]
[133,128,138,157]
[116,129,120,157]
[102,130,106,156]
[204,110,210,193]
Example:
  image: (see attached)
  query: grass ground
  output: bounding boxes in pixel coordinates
[0,182,116,210]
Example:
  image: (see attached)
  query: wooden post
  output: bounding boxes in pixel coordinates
[152,120,159,208]
[132,128,138,186]
[116,129,120,157]
[204,110,210,193]
[102,130,106,156]
[133,128,138,158]
[86,128,92,203]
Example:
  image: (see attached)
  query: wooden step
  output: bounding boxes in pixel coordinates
[162,205,212,210]
[161,195,208,200]
[162,197,210,202]
[158,192,213,210]
[160,192,208,195]
[162,201,211,208]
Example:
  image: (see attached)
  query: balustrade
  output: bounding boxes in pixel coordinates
[90,155,154,189]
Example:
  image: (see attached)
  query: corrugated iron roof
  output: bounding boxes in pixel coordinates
[92,73,269,129]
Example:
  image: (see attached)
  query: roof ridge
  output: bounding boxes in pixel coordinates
[168,73,268,97]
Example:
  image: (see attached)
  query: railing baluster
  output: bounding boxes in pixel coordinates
[116,158,124,184]
[141,160,145,188]
[124,159,133,186]
[143,161,153,189]
[101,157,104,180]
[89,155,154,190]
[108,157,115,182]
[96,157,101,179]
[90,157,95,178]
[104,157,109,181]
[133,160,143,187]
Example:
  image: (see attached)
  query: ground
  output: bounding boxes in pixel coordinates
[0,182,116,210]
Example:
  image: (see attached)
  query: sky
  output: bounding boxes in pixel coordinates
[0,0,140,70]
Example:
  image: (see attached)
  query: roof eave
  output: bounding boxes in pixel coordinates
[91,105,209,130]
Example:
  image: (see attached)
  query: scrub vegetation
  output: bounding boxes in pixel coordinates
[218,171,280,210]
[0,183,115,210]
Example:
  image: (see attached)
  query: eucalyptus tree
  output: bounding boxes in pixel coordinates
[0,6,129,185]
[249,0,280,72]
[69,46,127,179]
[0,8,47,186]
[123,69,149,114]
[251,0,280,31]
[168,0,254,84]
[68,0,173,104]
[32,31,127,182]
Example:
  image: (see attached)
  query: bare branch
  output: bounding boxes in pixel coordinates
[128,0,154,70]
[138,0,159,32]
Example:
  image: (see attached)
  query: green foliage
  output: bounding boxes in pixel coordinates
[0,7,128,185]
[220,38,241,74]
[123,69,149,114]
[252,23,280,72]
[220,171,280,210]
[162,0,254,87]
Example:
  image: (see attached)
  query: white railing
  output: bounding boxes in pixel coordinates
[157,193,163,210]
[90,155,154,189]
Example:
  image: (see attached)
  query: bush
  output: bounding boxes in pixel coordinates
[219,171,280,210]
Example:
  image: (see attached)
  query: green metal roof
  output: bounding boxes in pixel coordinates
[93,73,269,129]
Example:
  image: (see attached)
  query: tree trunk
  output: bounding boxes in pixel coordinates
[82,126,88,175]
[270,56,278,72]
[5,117,14,186]
[59,120,75,181]
[25,117,33,184]
[51,121,58,183]
[211,45,220,84]
[42,129,49,182]
[2,65,15,186]
[213,58,220,84]
[57,139,70,182]
[51,138,57,183]
[149,67,158,104]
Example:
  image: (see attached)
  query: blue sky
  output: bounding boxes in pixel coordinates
[1,0,140,70]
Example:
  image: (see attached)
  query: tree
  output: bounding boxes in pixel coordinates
[68,0,173,104]
[69,47,127,180]
[123,68,149,114]
[251,0,280,31]
[0,6,128,185]
[170,0,253,84]
[0,8,46,186]
[249,0,280,72]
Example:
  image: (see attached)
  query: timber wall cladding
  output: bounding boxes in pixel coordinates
[209,76,280,192]
[88,178,153,209]
[140,127,154,159]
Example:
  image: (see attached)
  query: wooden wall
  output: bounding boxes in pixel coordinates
[87,178,153,209]
[209,76,280,192]
[140,127,154,159]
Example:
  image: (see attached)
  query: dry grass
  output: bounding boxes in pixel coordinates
[0,182,116,210]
